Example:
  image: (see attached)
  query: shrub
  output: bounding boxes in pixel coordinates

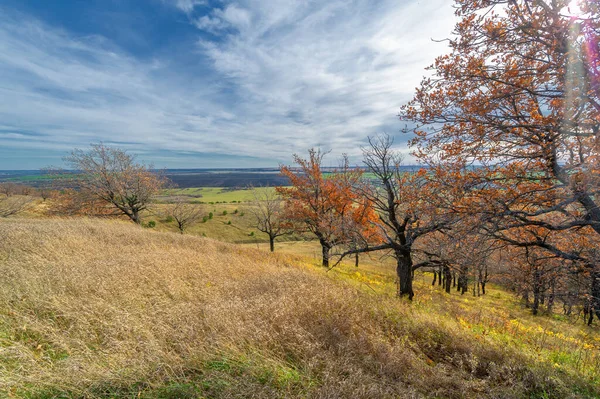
[222,210,228,216]
[249,231,255,236]
[146,220,156,228]
[227,221,232,225]
[202,216,208,223]
[234,209,238,214]
[209,212,213,219]
[165,216,174,223]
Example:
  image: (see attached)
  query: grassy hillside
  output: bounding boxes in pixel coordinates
[147,203,259,243]
[0,218,599,398]
[145,202,307,245]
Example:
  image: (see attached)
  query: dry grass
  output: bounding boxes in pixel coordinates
[0,218,598,398]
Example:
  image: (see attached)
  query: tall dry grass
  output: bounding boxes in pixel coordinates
[0,218,597,398]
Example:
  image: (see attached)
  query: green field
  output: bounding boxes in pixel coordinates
[157,187,279,203]
[146,201,307,245]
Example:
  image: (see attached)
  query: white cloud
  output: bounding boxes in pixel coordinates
[0,1,457,168]
[194,4,252,34]
[166,0,206,14]
[193,0,457,159]
[195,15,229,33]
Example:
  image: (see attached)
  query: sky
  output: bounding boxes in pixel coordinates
[0,0,457,169]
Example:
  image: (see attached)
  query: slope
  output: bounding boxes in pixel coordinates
[0,218,597,398]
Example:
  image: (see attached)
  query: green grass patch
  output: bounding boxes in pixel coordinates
[158,187,280,203]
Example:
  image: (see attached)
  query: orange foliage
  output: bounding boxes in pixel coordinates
[277,149,377,266]
[401,0,600,319]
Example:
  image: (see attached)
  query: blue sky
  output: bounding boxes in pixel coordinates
[0,0,456,169]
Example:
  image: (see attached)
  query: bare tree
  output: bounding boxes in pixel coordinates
[249,186,289,252]
[337,135,459,299]
[0,196,34,217]
[64,144,167,224]
[38,187,53,202]
[165,198,203,234]
[19,185,33,196]
[0,182,18,197]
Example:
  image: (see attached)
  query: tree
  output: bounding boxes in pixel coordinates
[64,144,167,224]
[248,186,289,252]
[0,182,18,197]
[0,196,34,217]
[277,150,373,267]
[401,0,600,319]
[38,187,53,202]
[164,198,203,234]
[337,135,460,299]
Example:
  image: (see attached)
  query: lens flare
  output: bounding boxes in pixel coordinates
[563,0,585,17]
[569,0,584,16]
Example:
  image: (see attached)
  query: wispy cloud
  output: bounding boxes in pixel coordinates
[0,1,456,169]
[165,0,207,14]
[191,0,456,158]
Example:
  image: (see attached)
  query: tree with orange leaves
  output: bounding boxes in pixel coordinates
[401,0,600,319]
[277,149,375,267]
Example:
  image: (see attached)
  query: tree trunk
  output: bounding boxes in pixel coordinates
[546,279,555,314]
[589,269,600,326]
[481,264,488,295]
[432,271,437,286]
[452,272,456,288]
[395,251,414,300]
[444,265,452,294]
[355,252,359,267]
[457,264,468,295]
[269,235,275,252]
[131,209,141,225]
[523,291,530,308]
[320,240,331,267]
[532,269,542,316]
[458,275,468,295]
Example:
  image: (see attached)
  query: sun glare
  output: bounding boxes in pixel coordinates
[564,0,585,17]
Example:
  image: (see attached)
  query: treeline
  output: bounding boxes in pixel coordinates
[260,0,600,325]
[0,181,53,200]
[260,137,599,327]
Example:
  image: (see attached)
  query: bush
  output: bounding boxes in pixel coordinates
[202,216,208,223]
[165,216,174,223]
[146,220,156,228]
[234,209,238,214]
[239,212,245,217]
[227,221,232,225]
[249,231,255,236]
[222,210,228,216]
[208,212,213,219]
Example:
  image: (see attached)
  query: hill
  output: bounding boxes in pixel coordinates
[0,218,598,398]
